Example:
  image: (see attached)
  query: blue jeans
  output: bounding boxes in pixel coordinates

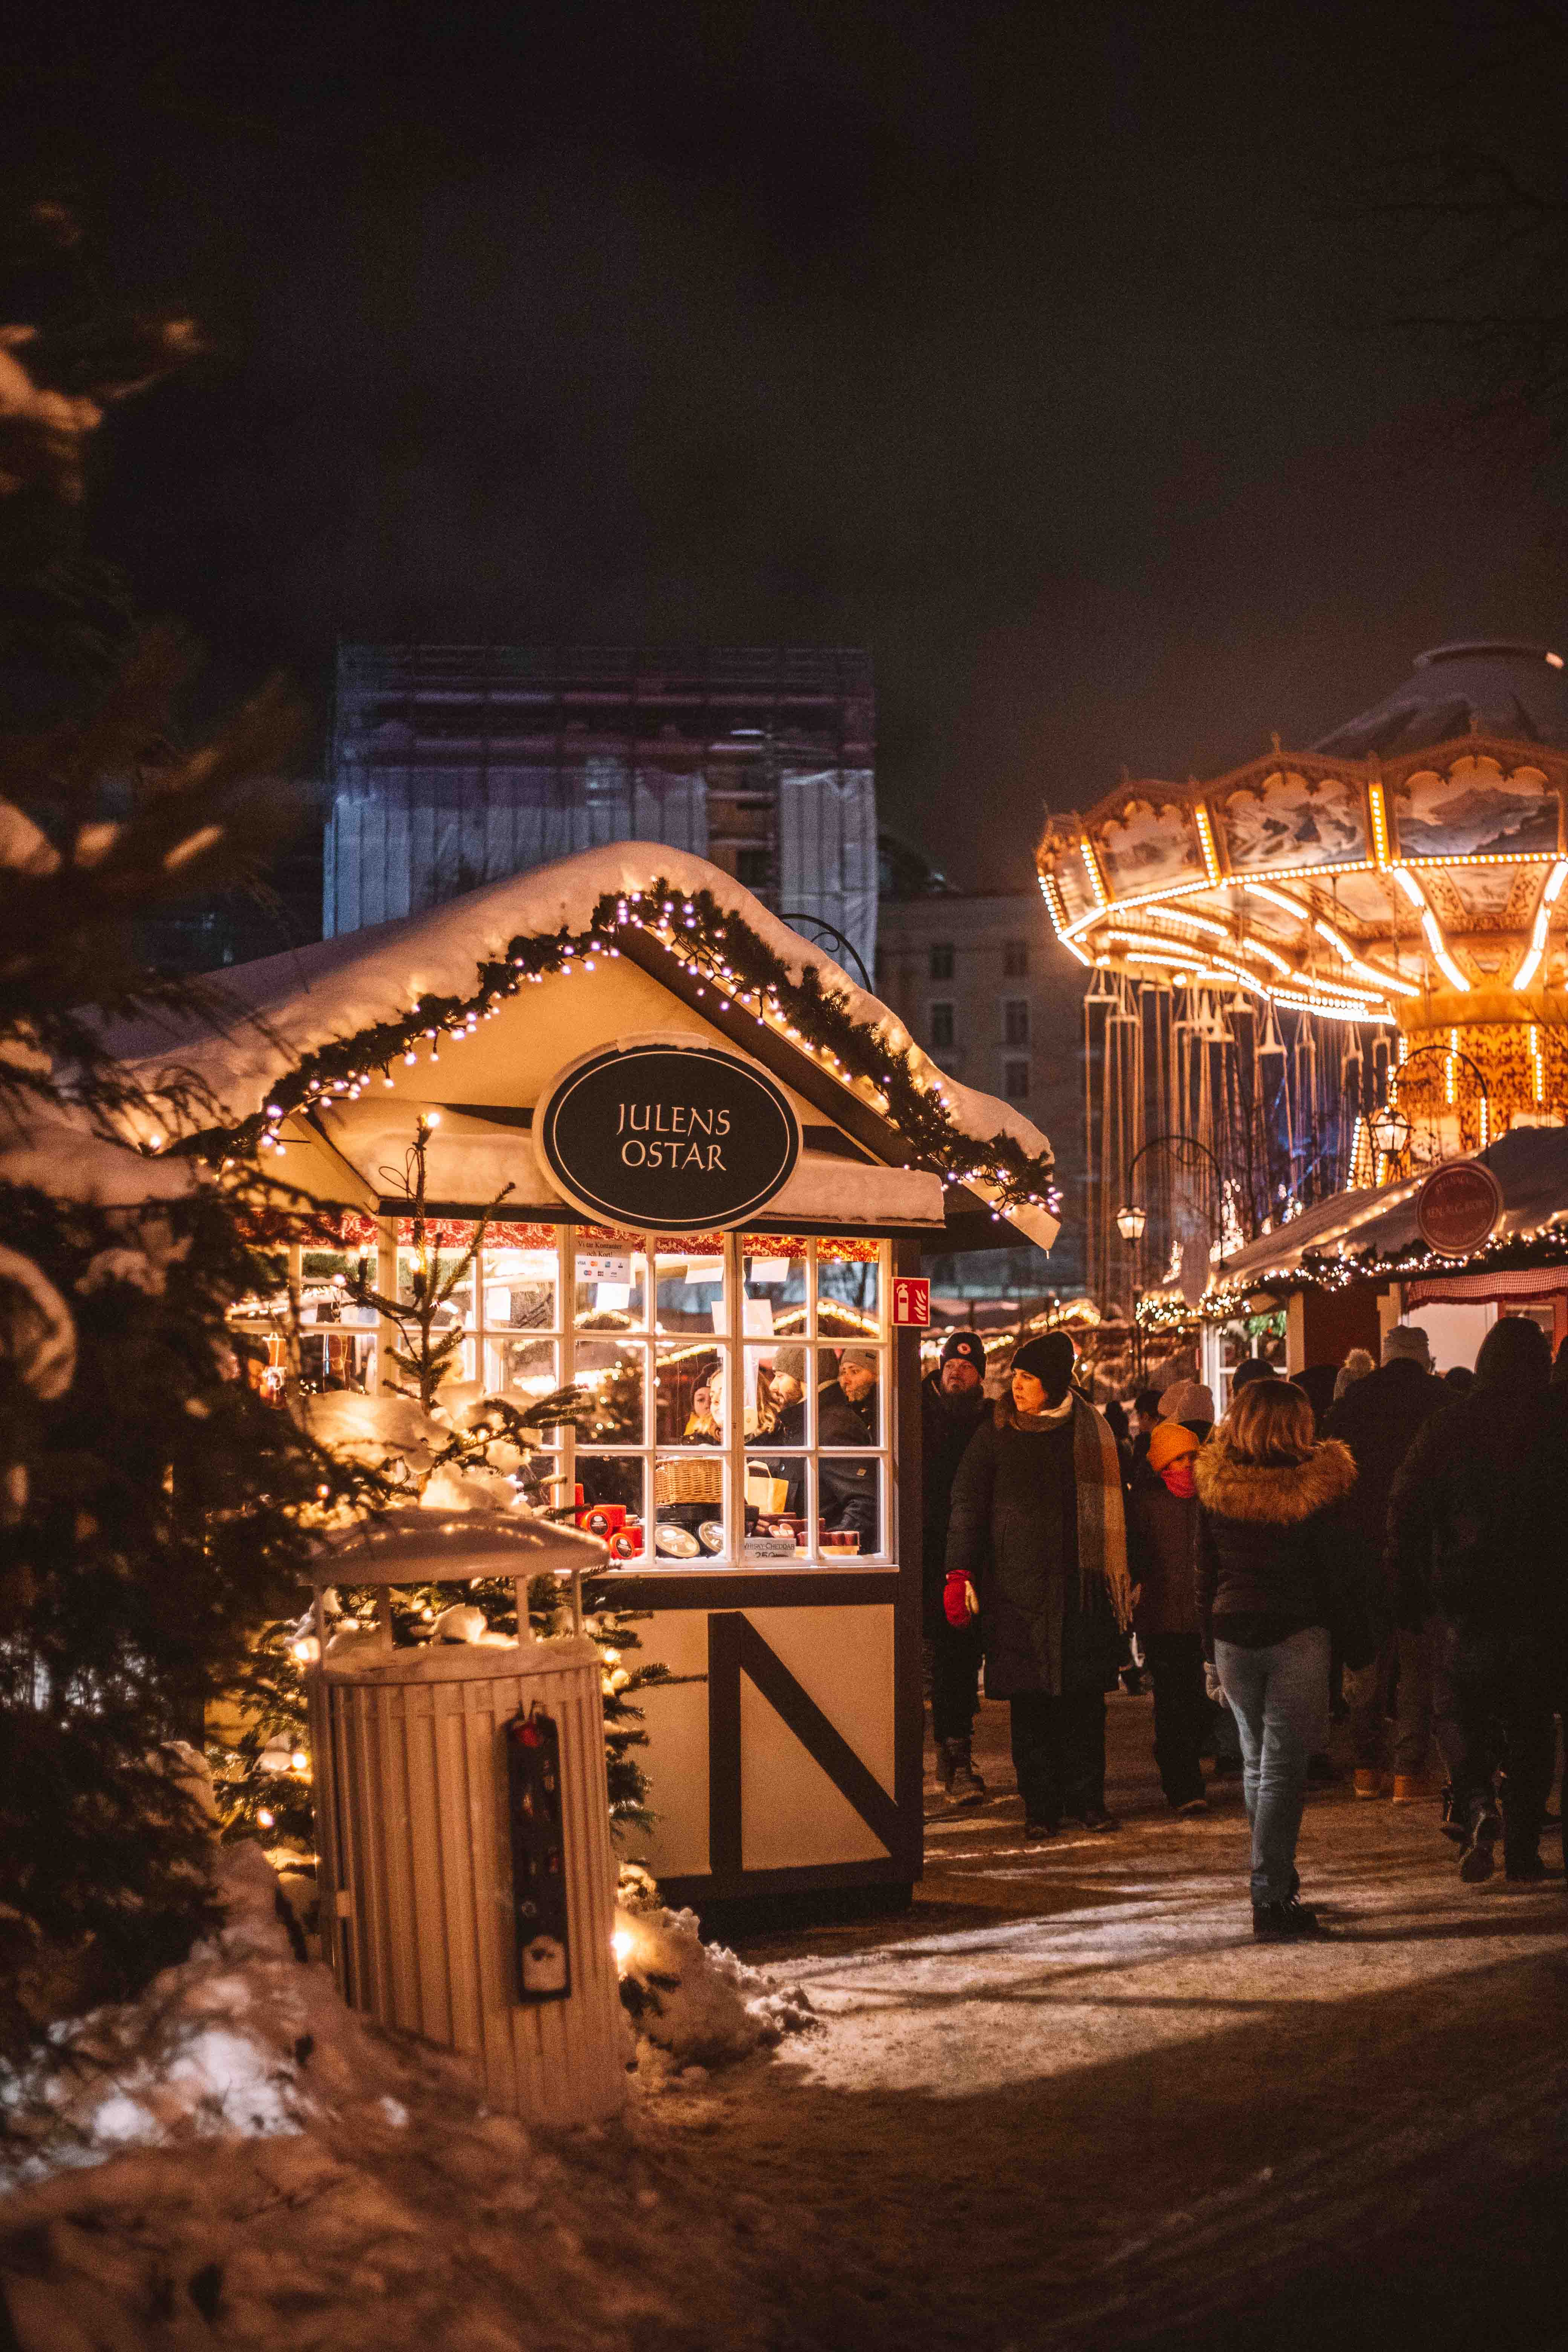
[1215,1627,1331,1906]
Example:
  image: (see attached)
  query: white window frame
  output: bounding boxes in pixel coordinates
[386,1224,894,1566]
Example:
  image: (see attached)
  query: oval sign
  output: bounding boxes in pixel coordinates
[1416,1158,1504,1258]
[535,1043,800,1231]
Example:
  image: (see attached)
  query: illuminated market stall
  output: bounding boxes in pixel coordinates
[119,846,1059,1913]
[1196,1124,1568,1399]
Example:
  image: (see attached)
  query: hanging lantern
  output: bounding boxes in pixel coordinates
[1116,1203,1148,1241]
[1367,1101,1412,1159]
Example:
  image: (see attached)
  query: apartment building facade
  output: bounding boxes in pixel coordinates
[874,888,1086,1295]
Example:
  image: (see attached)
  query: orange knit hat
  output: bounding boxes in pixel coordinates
[1147,1420,1201,1476]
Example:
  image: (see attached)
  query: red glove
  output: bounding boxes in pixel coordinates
[944,1570,978,1628]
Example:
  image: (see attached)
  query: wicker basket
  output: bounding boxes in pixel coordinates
[654,1455,723,1506]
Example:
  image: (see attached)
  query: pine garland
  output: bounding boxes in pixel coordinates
[215,882,1060,1220]
[1202,1219,1568,1320]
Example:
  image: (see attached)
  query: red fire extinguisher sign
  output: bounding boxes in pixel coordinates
[891,1277,931,1326]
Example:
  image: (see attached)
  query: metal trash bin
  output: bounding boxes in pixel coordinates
[306,1509,624,2127]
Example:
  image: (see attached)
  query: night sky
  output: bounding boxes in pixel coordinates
[9,0,1568,888]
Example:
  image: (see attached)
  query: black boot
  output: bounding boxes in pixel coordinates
[939,1737,986,1805]
[1253,1897,1326,1942]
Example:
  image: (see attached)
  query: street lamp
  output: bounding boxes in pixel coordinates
[1115,1204,1147,1372]
[1367,1102,1412,1161]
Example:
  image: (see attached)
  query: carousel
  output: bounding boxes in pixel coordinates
[1036,642,1568,1365]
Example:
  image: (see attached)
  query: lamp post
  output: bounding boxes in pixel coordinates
[1368,1044,1492,1176]
[1119,1133,1229,1380]
[1115,1202,1147,1374]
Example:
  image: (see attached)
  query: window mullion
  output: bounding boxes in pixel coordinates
[728,1231,743,1563]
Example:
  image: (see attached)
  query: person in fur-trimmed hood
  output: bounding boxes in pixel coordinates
[944,1332,1131,1837]
[1195,1379,1372,1942]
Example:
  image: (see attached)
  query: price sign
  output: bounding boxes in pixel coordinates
[1416,1159,1503,1258]
[891,1276,931,1326]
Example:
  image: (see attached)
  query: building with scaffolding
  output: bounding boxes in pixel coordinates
[323,645,877,977]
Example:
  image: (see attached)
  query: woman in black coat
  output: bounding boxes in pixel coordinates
[1194,1378,1370,1942]
[943,1333,1130,1838]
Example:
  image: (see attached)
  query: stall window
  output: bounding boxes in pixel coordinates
[566,1229,890,1567]
[369,1224,893,1567]
[296,1245,377,1392]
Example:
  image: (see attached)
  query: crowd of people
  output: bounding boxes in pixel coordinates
[922,1319,1568,1942]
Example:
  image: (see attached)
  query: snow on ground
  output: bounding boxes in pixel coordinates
[631,1690,1568,2350]
[3,1700,1563,2350]
[615,1873,815,2073]
[0,1847,813,2352]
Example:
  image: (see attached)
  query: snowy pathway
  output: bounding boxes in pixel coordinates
[637,1688,1568,2349]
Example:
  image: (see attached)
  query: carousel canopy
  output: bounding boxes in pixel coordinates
[1037,642,1568,1032]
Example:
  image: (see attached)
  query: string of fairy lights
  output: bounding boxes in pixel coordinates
[1200,1210,1568,1323]
[194,882,1060,1222]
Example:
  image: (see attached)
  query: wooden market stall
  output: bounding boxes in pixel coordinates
[1199,1126,1568,1403]
[119,847,1060,1915]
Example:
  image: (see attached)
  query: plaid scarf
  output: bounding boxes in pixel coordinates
[1007,1393,1132,1628]
[1072,1396,1132,1629]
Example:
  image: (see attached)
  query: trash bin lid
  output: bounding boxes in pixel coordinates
[310,1506,606,1586]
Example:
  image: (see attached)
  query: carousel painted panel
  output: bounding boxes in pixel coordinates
[1430,863,1525,929]
[1049,844,1099,927]
[1317,870,1396,924]
[1393,758,1562,862]
[1093,797,1206,900]
[1220,769,1368,874]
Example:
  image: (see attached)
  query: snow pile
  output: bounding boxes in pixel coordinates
[615,1881,815,2074]
[305,1389,524,1515]
[0,1847,805,2352]
[303,1390,443,1485]
[0,1843,383,2189]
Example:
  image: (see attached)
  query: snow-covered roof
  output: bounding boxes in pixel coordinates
[109,845,1058,1247]
[0,1116,199,1207]
[1215,1126,1568,1284]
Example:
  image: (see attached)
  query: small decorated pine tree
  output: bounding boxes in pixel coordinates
[214,1116,679,1851]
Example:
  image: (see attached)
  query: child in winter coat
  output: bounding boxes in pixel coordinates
[1127,1421,1209,1814]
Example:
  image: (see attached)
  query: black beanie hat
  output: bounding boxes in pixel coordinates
[940,1331,987,1375]
[1011,1331,1076,1405]
[1475,1315,1551,1389]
